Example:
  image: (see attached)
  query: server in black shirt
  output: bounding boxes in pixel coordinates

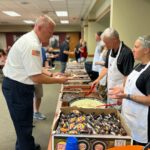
[59,35,73,73]
[92,28,134,109]
[109,35,150,146]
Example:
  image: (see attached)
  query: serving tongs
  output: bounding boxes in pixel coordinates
[84,84,96,96]
[143,142,150,150]
[96,102,120,108]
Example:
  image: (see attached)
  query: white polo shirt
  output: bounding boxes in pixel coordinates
[92,40,105,72]
[3,30,42,85]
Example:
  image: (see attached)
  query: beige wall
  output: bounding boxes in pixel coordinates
[82,0,110,54]
[55,25,81,32]
[80,27,84,39]
[87,21,106,54]
[89,0,110,20]
[0,25,33,32]
[0,33,7,49]
[0,25,81,49]
[0,25,81,32]
[95,0,110,20]
[83,26,88,42]
[111,0,150,48]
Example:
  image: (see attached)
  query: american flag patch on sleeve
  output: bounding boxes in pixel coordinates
[32,50,40,56]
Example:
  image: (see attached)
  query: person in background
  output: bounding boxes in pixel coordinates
[2,15,68,150]
[95,46,108,100]
[59,35,74,73]
[6,45,11,54]
[92,31,105,81]
[92,28,134,110]
[74,38,83,62]
[47,47,59,69]
[33,47,49,120]
[41,47,49,67]
[0,49,7,80]
[33,67,62,121]
[109,35,150,146]
[0,49,7,67]
[80,40,88,62]
[3,45,11,56]
[45,47,51,63]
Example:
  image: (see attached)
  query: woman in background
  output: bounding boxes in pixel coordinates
[80,40,88,62]
[74,38,83,62]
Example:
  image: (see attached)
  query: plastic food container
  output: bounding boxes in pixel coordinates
[78,139,90,150]
[91,140,106,150]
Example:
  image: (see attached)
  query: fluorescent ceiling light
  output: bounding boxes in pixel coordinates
[60,20,69,24]
[23,20,34,24]
[2,11,21,17]
[56,11,68,17]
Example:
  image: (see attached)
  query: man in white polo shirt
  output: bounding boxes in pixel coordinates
[2,15,68,150]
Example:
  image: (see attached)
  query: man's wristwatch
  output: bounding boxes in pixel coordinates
[126,94,131,100]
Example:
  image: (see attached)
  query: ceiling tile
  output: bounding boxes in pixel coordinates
[0,0,92,25]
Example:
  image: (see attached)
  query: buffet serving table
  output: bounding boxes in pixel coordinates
[47,62,132,150]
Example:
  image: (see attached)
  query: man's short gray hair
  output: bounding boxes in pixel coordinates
[35,15,56,27]
[138,35,150,48]
[102,27,119,39]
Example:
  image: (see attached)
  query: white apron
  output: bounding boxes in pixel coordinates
[98,50,107,86]
[122,62,150,143]
[107,42,124,109]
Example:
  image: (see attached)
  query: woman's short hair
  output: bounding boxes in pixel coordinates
[102,27,119,39]
[138,35,150,48]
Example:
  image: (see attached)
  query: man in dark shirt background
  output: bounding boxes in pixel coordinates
[59,35,73,73]
[92,27,134,109]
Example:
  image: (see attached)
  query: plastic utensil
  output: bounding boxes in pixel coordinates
[143,142,150,150]
[84,84,95,96]
[96,102,119,108]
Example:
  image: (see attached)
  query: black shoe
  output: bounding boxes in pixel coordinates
[35,144,41,150]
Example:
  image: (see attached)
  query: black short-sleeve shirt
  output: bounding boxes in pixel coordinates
[134,64,150,95]
[105,42,134,76]
[59,40,69,62]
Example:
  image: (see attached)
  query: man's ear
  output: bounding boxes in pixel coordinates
[144,48,150,54]
[38,25,42,31]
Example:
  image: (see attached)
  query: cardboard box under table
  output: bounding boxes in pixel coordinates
[52,108,132,150]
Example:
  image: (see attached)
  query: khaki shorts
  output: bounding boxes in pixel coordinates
[34,84,43,98]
